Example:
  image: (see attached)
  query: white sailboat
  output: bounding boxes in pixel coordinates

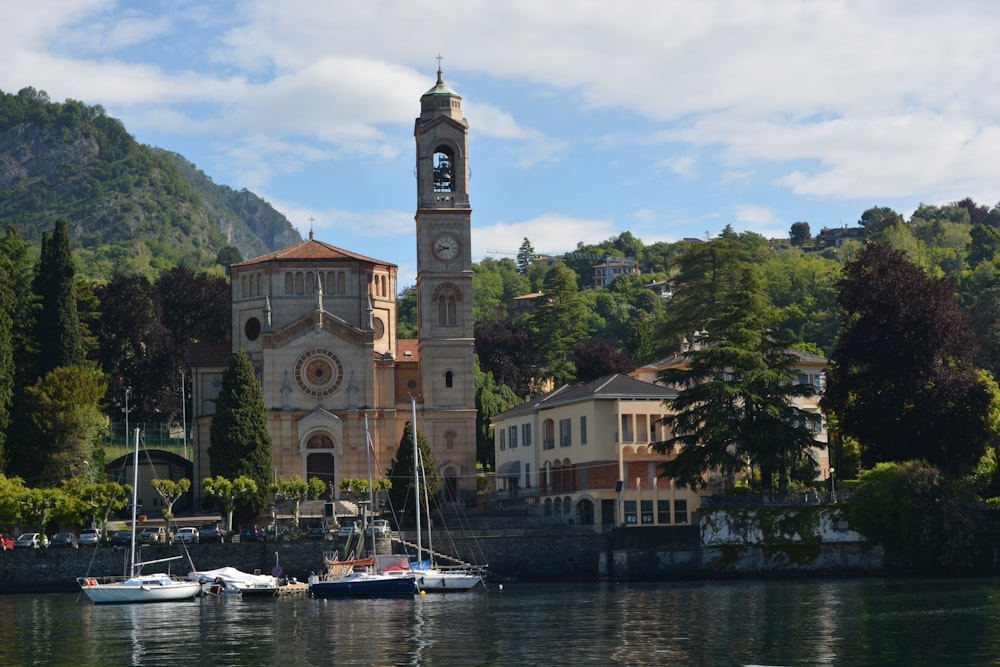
[385,398,484,592]
[78,428,201,604]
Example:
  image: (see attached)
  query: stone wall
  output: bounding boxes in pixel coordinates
[0,509,890,594]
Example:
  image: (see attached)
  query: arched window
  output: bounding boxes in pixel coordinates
[306,272,315,294]
[433,149,454,192]
[241,275,248,298]
[445,370,454,388]
[444,430,457,450]
[307,433,334,449]
[432,283,461,326]
[285,272,293,294]
[337,272,346,294]
[295,272,304,294]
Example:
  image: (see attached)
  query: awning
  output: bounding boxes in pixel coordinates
[497,460,522,478]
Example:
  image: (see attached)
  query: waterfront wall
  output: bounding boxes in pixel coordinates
[0,507,891,594]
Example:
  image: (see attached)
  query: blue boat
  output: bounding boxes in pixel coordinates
[309,556,415,597]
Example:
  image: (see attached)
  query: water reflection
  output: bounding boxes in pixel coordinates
[3,579,1000,666]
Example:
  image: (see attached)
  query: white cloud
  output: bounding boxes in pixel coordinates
[473,214,616,260]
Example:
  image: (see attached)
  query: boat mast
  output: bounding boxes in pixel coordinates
[129,427,139,576]
[364,413,377,556]
[411,396,422,567]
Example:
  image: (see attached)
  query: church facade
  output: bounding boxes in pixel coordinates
[189,68,477,509]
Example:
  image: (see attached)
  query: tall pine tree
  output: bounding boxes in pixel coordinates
[208,351,273,516]
[34,220,84,375]
[655,265,821,493]
[386,418,439,525]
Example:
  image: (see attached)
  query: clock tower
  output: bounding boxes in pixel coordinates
[414,65,476,503]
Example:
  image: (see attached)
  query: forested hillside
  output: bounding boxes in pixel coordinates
[0,87,300,279]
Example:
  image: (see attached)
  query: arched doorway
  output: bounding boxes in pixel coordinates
[305,433,336,494]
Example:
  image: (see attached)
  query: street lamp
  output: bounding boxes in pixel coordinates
[830,467,836,495]
[81,459,93,483]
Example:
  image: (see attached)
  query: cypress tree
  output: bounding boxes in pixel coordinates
[387,419,439,525]
[208,351,273,516]
[34,220,84,376]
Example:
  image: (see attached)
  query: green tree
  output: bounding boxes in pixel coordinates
[16,363,107,485]
[208,351,273,516]
[848,461,978,571]
[823,243,997,474]
[527,263,589,385]
[386,419,439,525]
[151,478,191,523]
[273,474,309,527]
[659,231,772,356]
[516,238,536,274]
[307,476,326,500]
[64,479,130,536]
[94,274,175,423]
[967,223,1000,268]
[474,358,520,467]
[789,221,811,247]
[33,220,85,376]
[654,266,821,493]
[396,284,418,339]
[17,486,69,540]
[858,206,904,238]
[0,474,28,526]
[202,475,258,536]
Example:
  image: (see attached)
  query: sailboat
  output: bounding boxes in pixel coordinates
[308,415,416,598]
[78,428,202,604]
[383,398,484,592]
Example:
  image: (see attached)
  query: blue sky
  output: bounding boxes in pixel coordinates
[5,1,1000,285]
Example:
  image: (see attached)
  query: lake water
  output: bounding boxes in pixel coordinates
[1,577,998,666]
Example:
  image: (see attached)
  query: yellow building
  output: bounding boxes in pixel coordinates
[491,374,704,530]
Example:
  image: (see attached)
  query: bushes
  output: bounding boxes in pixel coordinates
[848,461,979,571]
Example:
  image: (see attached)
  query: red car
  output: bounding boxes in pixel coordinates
[0,533,13,551]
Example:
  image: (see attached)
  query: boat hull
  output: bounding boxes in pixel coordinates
[413,570,483,592]
[79,576,201,604]
[309,573,415,598]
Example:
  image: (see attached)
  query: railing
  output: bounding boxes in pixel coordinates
[104,422,191,461]
[699,490,853,509]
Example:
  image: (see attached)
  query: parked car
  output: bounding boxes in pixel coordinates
[78,528,101,547]
[110,530,133,547]
[138,526,167,544]
[173,527,199,544]
[338,521,362,538]
[368,519,391,537]
[14,533,43,549]
[240,525,264,543]
[306,524,326,540]
[0,533,13,550]
[199,523,228,543]
[49,532,78,548]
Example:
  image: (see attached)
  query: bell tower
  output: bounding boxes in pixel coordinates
[413,64,476,503]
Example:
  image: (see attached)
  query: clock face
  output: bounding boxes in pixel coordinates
[432,233,461,262]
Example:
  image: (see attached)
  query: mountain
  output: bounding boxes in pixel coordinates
[0,86,301,279]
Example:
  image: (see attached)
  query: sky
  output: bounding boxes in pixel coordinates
[4,1,1000,285]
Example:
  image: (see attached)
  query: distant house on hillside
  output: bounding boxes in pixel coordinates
[816,225,867,249]
[592,257,640,287]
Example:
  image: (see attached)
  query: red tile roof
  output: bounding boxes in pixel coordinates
[234,237,395,268]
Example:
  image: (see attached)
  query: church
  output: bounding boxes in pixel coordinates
[188,68,477,510]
